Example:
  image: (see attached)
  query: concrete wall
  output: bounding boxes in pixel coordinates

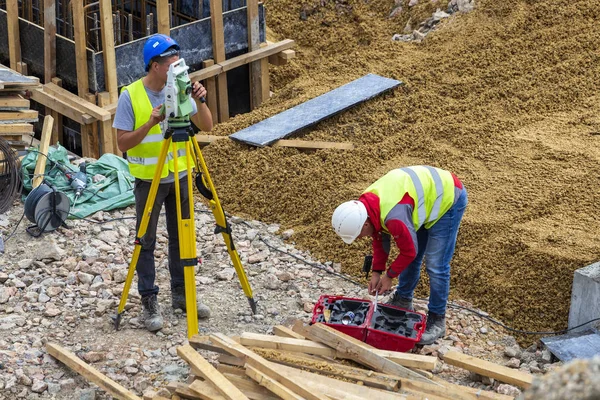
[568,261,600,332]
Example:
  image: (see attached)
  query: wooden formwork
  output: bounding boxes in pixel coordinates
[0,0,296,157]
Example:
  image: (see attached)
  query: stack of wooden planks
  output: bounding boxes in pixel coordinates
[47,321,535,400]
[0,67,41,150]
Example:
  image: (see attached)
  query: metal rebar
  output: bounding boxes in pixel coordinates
[128,13,133,41]
[146,12,153,36]
[93,12,99,51]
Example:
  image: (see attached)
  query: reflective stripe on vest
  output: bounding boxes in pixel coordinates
[364,166,456,231]
[124,79,190,180]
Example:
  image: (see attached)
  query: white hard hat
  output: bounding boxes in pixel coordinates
[332,201,368,244]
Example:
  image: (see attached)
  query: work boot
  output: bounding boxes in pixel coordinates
[141,294,163,332]
[171,286,211,319]
[386,292,414,311]
[419,312,446,345]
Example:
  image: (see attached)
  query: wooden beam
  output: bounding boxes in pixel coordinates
[6,0,21,71]
[273,140,354,150]
[46,343,142,400]
[247,0,262,109]
[83,93,100,158]
[443,351,534,389]
[202,60,218,124]
[43,0,56,83]
[223,373,281,400]
[209,334,333,400]
[99,0,118,103]
[30,89,95,125]
[49,77,63,147]
[0,124,33,134]
[16,61,27,75]
[177,345,249,400]
[0,95,30,109]
[273,325,305,340]
[209,0,229,122]
[156,0,170,34]
[73,0,89,97]
[188,40,295,82]
[260,44,270,103]
[0,110,38,121]
[245,365,303,400]
[306,323,434,383]
[32,115,53,188]
[43,83,111,121]
[97,91,117,155]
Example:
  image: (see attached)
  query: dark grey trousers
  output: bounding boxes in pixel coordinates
[134,177,190,298]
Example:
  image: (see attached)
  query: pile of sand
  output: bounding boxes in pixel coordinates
[201,0,600,341]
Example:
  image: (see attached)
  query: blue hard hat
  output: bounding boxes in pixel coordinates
[143,34,180,71]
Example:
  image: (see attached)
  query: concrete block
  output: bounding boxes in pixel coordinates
[568,261,600,332]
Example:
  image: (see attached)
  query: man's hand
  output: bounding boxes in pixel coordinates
[368,272,381,295]
[191,82,207,102]
[377,274,394,294]
[148,104,165,127]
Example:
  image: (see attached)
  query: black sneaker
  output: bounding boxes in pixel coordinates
[141,294,163,332]
[172,286,211,319]
[386,292,414,311]
[419,312,446,345]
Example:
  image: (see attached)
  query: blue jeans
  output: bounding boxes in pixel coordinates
[394,187,468,315]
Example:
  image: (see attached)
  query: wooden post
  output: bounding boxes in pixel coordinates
[16,62,27,75]
[98,92,118,156]
[49,77,64,147]
[6,0,22,72]
[99,0,118,104]
[210,0,229,122]
[44,0,56,83]
[202,59,218,124]
[246,0,262,109]
[73,0,89,96]
[83,93,100,158]
[259,43,270,103]
[157,0,170,35]
[33,115,54,189]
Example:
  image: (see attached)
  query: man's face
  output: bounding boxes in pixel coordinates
[153,54,180,81]
[357,219,374,239]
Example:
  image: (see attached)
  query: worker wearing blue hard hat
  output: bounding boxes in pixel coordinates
[113,34,213,332]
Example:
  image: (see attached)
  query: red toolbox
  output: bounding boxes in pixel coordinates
[311,294,426,352]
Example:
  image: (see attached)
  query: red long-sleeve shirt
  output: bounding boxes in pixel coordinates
[359,174,462,278]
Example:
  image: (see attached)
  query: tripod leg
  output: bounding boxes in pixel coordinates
[172,139,200,337]
[191,139,257,314]
[114,138,172,330]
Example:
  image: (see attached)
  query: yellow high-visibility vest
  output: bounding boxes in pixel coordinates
[364,166,456,231]
[123,79,189,180]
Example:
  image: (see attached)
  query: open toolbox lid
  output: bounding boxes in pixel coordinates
[311,294,427,352]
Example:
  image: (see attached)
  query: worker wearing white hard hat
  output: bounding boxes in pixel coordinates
[332,166,468,345]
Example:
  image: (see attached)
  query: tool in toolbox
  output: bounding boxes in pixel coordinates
[374,290,378,313]
[312,294,426,352]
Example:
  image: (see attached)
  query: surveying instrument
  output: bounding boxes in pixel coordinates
[114,59,257,337]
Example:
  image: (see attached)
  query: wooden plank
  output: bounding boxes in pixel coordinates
[0,110,38,121]
[209,334,333,400]
[16,62,27,75]
[430,377,516,400]
[46,342,142,400]
[43,83,111,121]
[209,0,229,122]
[187,380,228,400]
[0,95,30,109]
[6,0,21,71]
[30,89,94,125]
[444,350,534,389]
[97,91,118,155]
[177,345,249,400]
[32,115,53,188]
[306,323,434,384]
[189,335,230,355]
[49,78,63,147]
[246,0,262,109]
[273,140,354,150]
[43,0,56,83]
[73,0,89,97]
[99,0,118,103]
[222,374,281,400]
[273,325,305,340]
[245,364,303,400]
[156,0,170,34]
[189,40,295,82]
[0,124,33,134]
[260,45,270,104]
[201,60,218,125]
[219,354,246,367]
[240,331,437,370]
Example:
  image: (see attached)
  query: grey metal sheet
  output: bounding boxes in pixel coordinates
[0,69,37,84]
[541,329,600,362]
[230,74,403,147]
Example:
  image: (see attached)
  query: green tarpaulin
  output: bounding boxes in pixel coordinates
[21,144,135,218]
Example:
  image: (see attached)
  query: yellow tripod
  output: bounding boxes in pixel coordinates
[114,120,256,338]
